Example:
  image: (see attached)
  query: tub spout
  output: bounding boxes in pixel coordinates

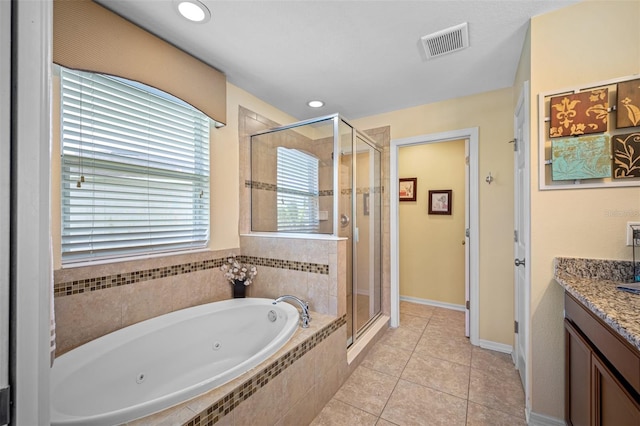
[273,295,311,328]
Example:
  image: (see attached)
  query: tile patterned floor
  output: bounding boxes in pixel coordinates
[311,301,527,426]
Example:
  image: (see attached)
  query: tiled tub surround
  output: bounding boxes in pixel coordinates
[240,234,347,317]
[554,257,639,350]
[54,250,331,355]
[127,313,347,426]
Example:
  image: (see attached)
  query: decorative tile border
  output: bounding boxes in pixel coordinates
[341,186,383,195]
[242,255,329,275]
[184,315,346,426]
[245,179,333,196]
[54,255,329,297]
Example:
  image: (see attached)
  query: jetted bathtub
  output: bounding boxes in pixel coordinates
[50,297,300,425]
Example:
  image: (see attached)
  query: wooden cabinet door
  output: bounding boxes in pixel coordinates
[566,319,592,426]
[592,355,640,426]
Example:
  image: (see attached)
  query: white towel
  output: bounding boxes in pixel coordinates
[49,236,56,367]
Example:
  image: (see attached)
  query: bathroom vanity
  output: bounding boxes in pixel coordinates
[555,258,640,426]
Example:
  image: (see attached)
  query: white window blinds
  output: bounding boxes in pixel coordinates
[276,147,319,232]
[60,67,210,264]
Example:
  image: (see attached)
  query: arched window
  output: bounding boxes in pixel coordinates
[60,67,210,263]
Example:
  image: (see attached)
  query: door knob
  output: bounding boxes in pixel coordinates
[514,258,525,267]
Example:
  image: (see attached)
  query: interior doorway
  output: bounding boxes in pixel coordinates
[397,140,467,328]
[390,128,479,346]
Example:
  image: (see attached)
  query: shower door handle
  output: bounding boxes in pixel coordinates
[340,214,350,227]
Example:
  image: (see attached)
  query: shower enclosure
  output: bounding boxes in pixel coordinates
[250,114,382,346]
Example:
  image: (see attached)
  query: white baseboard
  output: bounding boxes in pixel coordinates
[478,339,513,355]
[528,411,564,426]
[400,295,465,312]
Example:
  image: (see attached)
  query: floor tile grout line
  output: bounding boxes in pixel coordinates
[465,338,475,425]
[317,302,526,425]
[374,305,431,425]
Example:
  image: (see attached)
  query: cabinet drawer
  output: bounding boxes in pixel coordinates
[565,292,640,394]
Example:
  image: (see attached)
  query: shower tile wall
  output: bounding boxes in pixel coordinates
[240,235,346,317]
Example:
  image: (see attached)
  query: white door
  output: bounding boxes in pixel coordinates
[0,1,11,423]
[513,82,530,397]
[464,140,470,337]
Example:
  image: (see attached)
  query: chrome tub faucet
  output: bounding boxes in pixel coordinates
[273,295,311,328]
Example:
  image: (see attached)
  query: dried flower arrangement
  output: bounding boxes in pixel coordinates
[220,255,257,286]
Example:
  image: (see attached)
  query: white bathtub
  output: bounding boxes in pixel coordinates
[50,298,300,426]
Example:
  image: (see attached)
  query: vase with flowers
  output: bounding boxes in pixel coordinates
[220,255,257,298]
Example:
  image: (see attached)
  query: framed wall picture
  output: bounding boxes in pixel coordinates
[428,190,452,215]
[399,178,417,201]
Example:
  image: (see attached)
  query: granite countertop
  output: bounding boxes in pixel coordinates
[554,257,640,351]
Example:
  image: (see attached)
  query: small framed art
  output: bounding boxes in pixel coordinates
[399,178,417,202]
[428,190,452,215]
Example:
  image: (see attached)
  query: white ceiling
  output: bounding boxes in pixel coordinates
[95,0,580,122]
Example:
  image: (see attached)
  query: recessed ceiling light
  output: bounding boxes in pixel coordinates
[174,0,211,23]
[307,100,324,108]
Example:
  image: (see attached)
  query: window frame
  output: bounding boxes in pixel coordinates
[59,66,211,265]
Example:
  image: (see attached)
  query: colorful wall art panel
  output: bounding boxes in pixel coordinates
[613,132,640,178]
[551,135,611,181]
[617,78,640,129]
[549,89,609,138]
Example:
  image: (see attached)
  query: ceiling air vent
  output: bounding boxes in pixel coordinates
[420,22,469,60]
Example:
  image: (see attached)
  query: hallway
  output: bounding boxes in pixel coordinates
[312,301,526,425]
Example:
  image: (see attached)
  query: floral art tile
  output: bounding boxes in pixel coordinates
[613,132,640,179]
[551,135,611,181]
[617,78,640,129]
[550,89,609,138]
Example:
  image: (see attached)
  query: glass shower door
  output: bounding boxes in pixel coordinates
[353,134,382,336]
[337,121,354,345]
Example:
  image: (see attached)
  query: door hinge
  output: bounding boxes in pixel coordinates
[465,156,469,165]
[465,300,470,310]
[0,386,10,425]
[514,321,519,334]
[465,228,470,238]
[514,230,519,243]
[509,138,517,151]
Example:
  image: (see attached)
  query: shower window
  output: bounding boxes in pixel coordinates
[276,147,319,232]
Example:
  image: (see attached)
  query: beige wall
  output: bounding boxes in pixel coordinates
[212,83,299,249]
[398,140,466,306]
[353,87,516,345]
[528,0,640,420]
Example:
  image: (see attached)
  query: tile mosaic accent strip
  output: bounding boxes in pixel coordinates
[342,186,383,196]
[242,255,329,275]
[183,315,347,426]
[54,255,329,297]
[245,179,334,196]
